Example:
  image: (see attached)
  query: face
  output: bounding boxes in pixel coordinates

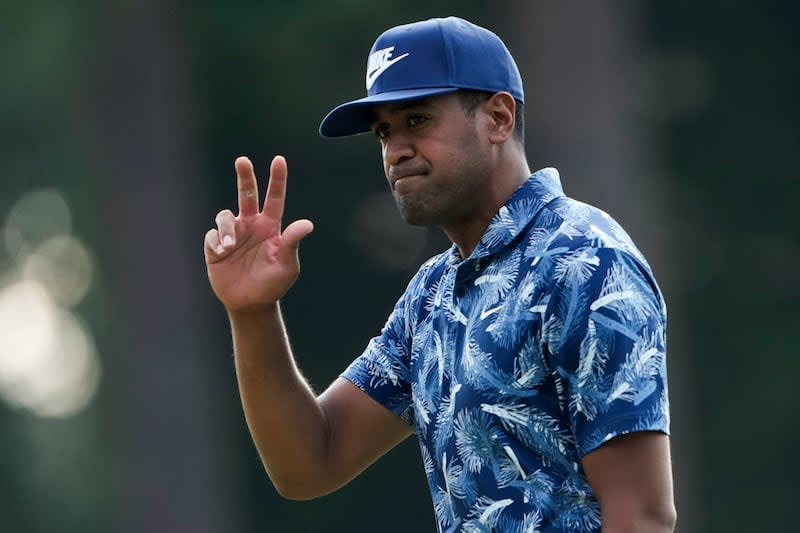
[370,93,492,227]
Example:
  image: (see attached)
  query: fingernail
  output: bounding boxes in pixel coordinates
[217,245,225,254]
[223,235,234,247]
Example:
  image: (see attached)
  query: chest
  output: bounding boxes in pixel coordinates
[408,253,559,437]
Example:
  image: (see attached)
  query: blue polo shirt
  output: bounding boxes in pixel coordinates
[343,168,670,533]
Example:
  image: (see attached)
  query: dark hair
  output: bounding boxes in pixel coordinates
[457,90,525,145]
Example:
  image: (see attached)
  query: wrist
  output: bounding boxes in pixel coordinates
[227,302,281,322]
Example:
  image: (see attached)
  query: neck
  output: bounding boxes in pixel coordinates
[444,155,531,259]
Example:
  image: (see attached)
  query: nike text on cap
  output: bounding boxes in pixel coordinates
[319,16,524,138]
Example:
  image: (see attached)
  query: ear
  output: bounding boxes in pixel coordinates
[483,92,516,145]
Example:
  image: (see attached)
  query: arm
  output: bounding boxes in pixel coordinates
[205,156,411,500]
[582,431,676,532]
[231,306,411,499]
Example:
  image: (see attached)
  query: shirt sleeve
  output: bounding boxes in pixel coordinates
[341,286,416,427]
[544,246,670,457]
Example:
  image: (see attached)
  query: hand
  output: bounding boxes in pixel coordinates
[204,155,314,312]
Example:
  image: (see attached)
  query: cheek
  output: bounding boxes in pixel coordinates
[380,148,390,178]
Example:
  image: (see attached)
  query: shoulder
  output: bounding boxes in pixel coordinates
[520,196,663,309]
[544,196,649,265]
[521,195,654,276]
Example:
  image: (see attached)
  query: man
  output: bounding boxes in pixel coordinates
[204,17,676,533]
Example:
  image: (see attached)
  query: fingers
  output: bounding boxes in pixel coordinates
[204,228,223,258]
[263,155,288,222]
[215,209,236,248]
[237,155,289,223]
[235,156,260,217]
[282,219,314,250]
[204,209,237,260]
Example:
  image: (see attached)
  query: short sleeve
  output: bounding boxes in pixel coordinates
[341,290,416,426]
[544,247,670,457]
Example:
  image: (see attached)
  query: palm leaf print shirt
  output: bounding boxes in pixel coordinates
[342,168,670,533]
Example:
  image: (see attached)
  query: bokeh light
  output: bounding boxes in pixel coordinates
[0,189,100,418]
[22,234,93,308]
[3,188,72,260]
[0,280,100,418]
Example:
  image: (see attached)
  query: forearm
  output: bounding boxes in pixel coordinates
[229,303,330,498]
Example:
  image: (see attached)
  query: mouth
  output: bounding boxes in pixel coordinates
[393,174,419,184]
[390,169,427,190]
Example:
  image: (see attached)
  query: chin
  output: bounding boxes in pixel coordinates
[397,209,431,227]
[395,195,449,227]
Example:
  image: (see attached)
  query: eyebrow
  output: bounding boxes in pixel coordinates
[387,98,430,112]
[369,98,431,126]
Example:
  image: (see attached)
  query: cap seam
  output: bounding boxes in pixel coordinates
[437,19,457,88]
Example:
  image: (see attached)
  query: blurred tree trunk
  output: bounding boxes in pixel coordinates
[497,2,701,530]
[89,2,244,532]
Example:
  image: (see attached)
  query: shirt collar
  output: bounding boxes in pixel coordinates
[447,167,565,264]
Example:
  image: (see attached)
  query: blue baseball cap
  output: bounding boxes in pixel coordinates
[319,17,524,138]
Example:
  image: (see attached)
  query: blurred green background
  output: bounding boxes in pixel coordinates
[0,1,796,531]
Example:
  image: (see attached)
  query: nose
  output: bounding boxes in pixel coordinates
[382,131,415,168]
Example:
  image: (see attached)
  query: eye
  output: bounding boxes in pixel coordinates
[373,124,389,140]
[408,114,428,127]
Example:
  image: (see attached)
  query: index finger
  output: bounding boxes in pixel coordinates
[235,156,260,216]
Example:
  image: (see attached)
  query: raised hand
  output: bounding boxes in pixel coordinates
[204,155,314,312]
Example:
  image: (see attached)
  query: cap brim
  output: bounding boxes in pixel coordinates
[319,87,460,138]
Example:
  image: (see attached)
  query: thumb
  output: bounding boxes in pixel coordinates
[282,219,314,249]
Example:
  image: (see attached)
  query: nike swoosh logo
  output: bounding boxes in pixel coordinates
[366,53,410,90]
